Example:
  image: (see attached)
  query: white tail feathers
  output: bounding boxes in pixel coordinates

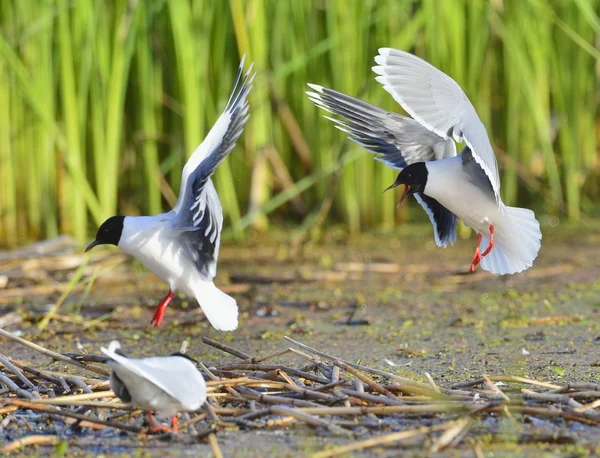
[195,283,238,331]
[480,206,541,275]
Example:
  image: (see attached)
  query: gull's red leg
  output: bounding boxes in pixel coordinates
[150,290,175,327]
[480,224,495,258]
[146,411,172,433]
[171,415,179,434]
[469,233,483,273]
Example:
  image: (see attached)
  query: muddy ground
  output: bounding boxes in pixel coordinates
[1,222,600,457]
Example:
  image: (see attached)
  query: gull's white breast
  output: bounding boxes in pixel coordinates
[118,215,201,296]
[424,156,505,236]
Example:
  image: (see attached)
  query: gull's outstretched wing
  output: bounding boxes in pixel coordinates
[306,84,456,170]
[170,57,254,277]
[373,48,500,201]
[306,84,457,247]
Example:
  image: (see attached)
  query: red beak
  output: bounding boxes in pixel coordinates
[396,184,411,208]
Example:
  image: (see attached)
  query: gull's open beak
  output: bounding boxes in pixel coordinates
[85,240,100,253]
[396,184,411,208]
[383,182,398,194]
[384,182,411,208]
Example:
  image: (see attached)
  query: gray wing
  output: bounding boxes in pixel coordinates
[306,84,457,248]
[306,84,456,170]
[170,58,254,277]
[373,48,501,201]
[174,183,223,279]
[461,146,496,197]
[110,372,132,403]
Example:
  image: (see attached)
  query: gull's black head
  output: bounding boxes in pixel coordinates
[86,215,125,252]
[384,163,428,207]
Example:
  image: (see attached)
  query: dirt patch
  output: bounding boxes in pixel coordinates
[1,223,600,456]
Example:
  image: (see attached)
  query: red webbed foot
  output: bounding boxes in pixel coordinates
[146,411,173,434]
[469,233,483,272]
[480,224,495,258]
[150,290,175,327]
[468,225,495,273]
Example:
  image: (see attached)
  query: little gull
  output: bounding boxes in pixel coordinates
[307,48,541,275]
[101,340,207,433]
[87,57,254,329]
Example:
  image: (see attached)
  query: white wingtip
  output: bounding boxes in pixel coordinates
[310,100,335,115]
[247,70,257,87]
[325,116,350,129]
[334,125,349,133]
[371,65,385,76]
[239,54,246,70]
[306,83,324,93]
[374,75,387,85]
[378,47,394,56]
[337,127,364,142]
[373,55,387,66]
[245,61,255,78]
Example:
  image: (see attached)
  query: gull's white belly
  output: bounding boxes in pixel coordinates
[118,217,202,296]
[441,182,500,233]
[424,158,504,236]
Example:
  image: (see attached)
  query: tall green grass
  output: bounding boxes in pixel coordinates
[0,0,598,247]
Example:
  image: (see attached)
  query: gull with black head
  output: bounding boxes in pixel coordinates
[307,49,541,275]
[87,57,255,329]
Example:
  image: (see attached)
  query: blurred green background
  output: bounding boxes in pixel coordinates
[0,0,598,247]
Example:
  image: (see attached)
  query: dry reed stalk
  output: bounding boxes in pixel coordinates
[0,405,18,415]
[200,362,243,401]
[429,416,474,453]
[208,432,223,458]
[474,442,485,458]
[297,404,467,416]
[202,336,251,359]
[32,391,116,402]
[455,375,561,390]
[575,400,600,412]
[0,355,37,389]
[284,338,400,399]
[0,373,36,399]
[271,406,351,435]
[284,336,440,395]
[2,333,598,455]
[179,412,208,429]
[7,399,143,433]
[424,372,441,394]
[0,435,57,453]
[31,400,130,409]
[0,328,108,376]
[308,421,457,458]
[205,377,256,387]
